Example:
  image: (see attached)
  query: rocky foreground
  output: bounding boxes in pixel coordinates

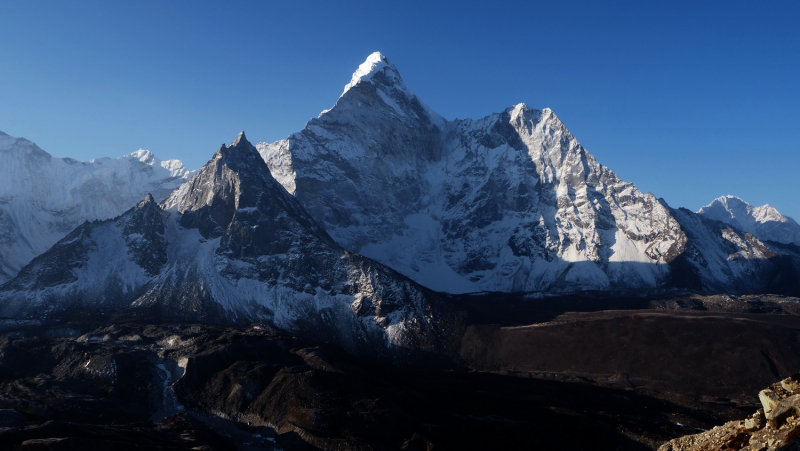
[660,373,800,451]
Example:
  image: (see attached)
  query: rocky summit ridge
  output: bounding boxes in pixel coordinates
[0,132,463,359]
[258,53,799,295]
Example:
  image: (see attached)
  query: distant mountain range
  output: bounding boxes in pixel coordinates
[1,53,798,348]
[0,131,191,284]
[698,195,800,245]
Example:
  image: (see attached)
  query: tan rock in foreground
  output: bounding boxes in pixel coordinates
[660,373,800,451]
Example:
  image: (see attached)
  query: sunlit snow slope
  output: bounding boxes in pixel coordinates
[698,195,800,245]
[258,52,793,295]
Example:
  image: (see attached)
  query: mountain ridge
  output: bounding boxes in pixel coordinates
[698,195,800,246]
[258,52,794,295]
[0,131,192,284]
[2,52,798,304]
[0,132,464,359]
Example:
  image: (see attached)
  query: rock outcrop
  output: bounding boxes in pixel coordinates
[660,373,800,451]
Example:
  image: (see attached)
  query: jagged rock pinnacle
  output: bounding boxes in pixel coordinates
[214,132,255,161]
[135,193,159,210]
[231,131,250,148]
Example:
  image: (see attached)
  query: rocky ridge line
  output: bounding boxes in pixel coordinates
[0,131,192,284]
[0,132,464,361]
[258,52,799,295]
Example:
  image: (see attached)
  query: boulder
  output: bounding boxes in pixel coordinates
[760,388,781,415]
[661,377,800,450]
[745,410,766,431]
[767,394,800,429]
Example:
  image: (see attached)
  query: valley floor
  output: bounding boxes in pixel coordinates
[1,292,799,450]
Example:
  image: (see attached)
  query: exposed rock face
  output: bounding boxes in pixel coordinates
[0,131,191,284]
[0,133,463,359]
[660,373,800,451]
[699,196,800,246]
[665,206,794,294]
[1,194,168,314]
[258,52,796,295]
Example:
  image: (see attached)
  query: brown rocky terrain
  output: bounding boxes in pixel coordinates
[0,292,798,450]
[459,293,800,403]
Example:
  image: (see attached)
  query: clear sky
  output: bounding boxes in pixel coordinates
[1,1,798,219]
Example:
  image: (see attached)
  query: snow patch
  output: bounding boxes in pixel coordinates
[342,51,391,96]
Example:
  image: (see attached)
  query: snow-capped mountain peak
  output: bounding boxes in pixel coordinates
[509,102,534,115]
[342,51,398,96]
[698,195,800,245]
[124,149,191,178]
[0,130,192,284]
[753,205,786,223]
[330,52,445,129]
[0,132,49,158]
[127,149,158,164]
[261,54,689,293]
[700,195,787,224]
[258,52,799,295]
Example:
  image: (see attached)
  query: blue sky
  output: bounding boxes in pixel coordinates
[1,1,798,219]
